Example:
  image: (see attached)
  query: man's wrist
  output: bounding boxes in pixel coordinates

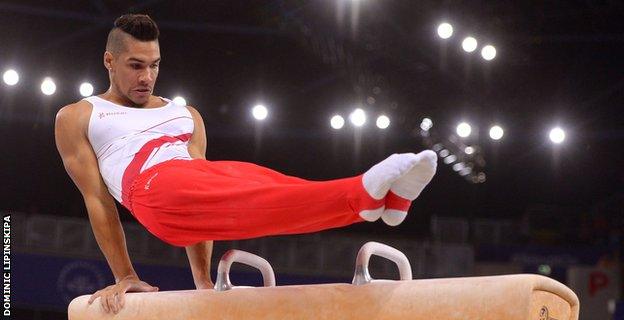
[115,273,139,284]
[195,278,214,289]
[193,273,212,284]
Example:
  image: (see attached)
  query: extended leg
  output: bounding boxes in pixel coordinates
[130,160,378,246]
[130,152,428,246]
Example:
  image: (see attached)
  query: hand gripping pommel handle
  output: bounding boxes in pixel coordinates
[352,241,412,285]
[214,249,276,291]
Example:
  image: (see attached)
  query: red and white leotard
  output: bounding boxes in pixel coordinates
[84,95,194,208]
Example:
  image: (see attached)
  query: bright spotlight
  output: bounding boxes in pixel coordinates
[437,23,453,39]
[3,69,19,86]
[330,115,345,129]
[481,45,497,61]
[452,162,465,172]
[443,154,457,164]
[439,149,450,158]
[456,122,472,138]
[549,127,565,144]
[376,115,390,129]
[489,125,504,140]
[252,104,268,120]
[464,146,475,155]
[349,108,366,127]
[420,117,433,131]
[41,77,56,96]
[459,167,472,176]
[462,37,478,52]
[173,96,187,106]
[79,82,94,97]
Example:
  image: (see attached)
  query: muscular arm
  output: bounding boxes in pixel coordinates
[55,102,138,283]
[184,105,214,288]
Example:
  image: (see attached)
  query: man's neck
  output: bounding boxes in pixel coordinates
[101,89,161,109]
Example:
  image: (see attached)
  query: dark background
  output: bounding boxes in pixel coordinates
[1,1,623,239]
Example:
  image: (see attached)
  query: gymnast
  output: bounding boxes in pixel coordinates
[54,14,437,314]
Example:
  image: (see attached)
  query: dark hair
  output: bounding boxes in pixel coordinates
[106,14,159,53]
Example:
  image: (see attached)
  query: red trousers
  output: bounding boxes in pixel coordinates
[127,159,390,246]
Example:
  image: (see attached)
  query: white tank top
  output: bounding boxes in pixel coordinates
[84,96,194,207]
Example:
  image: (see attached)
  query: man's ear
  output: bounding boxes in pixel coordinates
[103,51,114,70]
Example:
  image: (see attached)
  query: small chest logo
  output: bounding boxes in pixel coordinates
[98,111,127,119]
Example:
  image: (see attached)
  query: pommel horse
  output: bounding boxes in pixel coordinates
[68,242,580,320]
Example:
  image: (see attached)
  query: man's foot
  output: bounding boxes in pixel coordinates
[359,153,424,221]
[381,150,437,226]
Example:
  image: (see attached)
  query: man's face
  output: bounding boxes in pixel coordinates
[107,38,161,106]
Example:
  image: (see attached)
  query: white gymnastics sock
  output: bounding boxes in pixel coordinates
[360,153,422,221]
[381,150,437,226]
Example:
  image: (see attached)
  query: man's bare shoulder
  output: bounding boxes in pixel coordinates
[55,99,95,138]
[185,105,204,118]
[56,100,94,127]
[185,104,198,113]
[57,99,93,118]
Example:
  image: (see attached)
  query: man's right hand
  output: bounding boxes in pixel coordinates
[87,275,159,314]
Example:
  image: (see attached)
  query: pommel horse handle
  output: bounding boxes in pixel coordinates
[214,249,276,291]
[352,241,413,285]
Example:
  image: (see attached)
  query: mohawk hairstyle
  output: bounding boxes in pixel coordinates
[106,14,160,54]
